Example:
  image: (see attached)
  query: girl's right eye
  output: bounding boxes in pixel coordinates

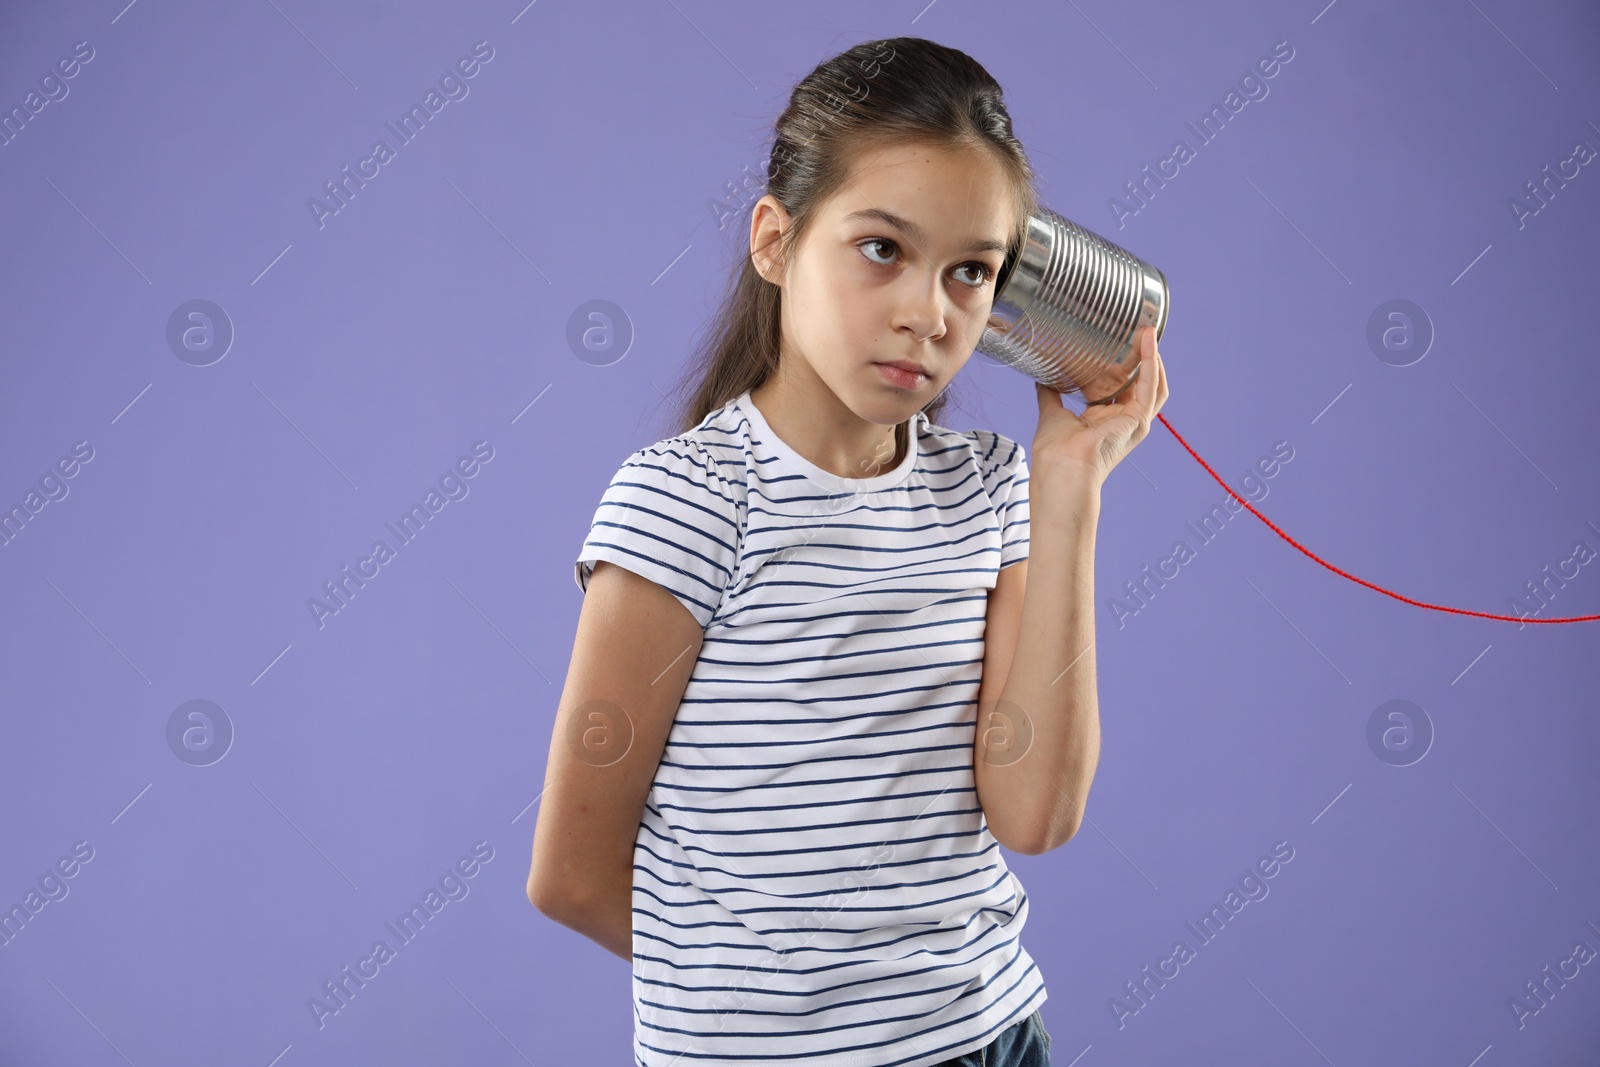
[857,238,898,266]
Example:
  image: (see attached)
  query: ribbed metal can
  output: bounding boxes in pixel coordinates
[977,206,1169,405]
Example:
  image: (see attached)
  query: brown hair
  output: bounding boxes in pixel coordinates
[666,36,1039,439]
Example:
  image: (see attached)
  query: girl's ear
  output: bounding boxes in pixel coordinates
[749,194,790,286]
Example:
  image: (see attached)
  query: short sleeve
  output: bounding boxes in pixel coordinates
[977,431,1030,569]
[573,438,742,629]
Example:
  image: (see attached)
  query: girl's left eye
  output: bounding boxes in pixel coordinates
[952,262,996,287]
[856,239,995,288]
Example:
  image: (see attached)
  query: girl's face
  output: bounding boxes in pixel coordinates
[752,141,1019,431]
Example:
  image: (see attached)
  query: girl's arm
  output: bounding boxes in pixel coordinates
[974,326,1168,854]
[526,559,705,962]
[974,482,1102,855]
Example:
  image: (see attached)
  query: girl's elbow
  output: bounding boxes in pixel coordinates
[995,815,1055,856]
[1018,805,1084,855]
[526,855,583,919]
[526,872,562,916]
[1037,818,1082,854]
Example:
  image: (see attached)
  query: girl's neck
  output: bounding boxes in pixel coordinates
[747,379,907,481]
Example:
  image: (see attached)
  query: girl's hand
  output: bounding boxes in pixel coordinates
[1031,324,1169,490]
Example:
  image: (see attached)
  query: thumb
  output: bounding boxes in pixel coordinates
[1036,380,1063,414]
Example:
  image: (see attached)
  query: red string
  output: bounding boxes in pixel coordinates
[1155,412,1600,625]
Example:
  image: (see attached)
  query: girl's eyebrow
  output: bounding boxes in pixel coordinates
[842,207,1009,255]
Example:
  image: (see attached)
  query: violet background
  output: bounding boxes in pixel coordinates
[2,0,1597,1064]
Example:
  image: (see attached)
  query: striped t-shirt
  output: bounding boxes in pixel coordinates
[573,389,1044,1067]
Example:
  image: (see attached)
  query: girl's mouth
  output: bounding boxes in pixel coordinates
[874,363,928,390]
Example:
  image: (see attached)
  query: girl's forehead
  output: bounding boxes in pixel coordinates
[844,140,1005,182]
[834,144,1017,213]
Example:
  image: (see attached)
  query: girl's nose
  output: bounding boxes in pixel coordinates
[894,277,947,343]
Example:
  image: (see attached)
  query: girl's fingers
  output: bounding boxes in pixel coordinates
[1151,335,1168,412]
[1035,380,1060,415]
[1136,327,1158,418]
[1139,329,1165,416]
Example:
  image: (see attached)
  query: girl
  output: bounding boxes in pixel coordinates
[528,36,1168,1067]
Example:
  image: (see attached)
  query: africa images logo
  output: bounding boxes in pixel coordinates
[1106,39,1296,229]
[307,440,495,630]
[307,841,494,1029]
[307,40,495,230]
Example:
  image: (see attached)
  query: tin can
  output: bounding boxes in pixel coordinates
[977,206,1169,405]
